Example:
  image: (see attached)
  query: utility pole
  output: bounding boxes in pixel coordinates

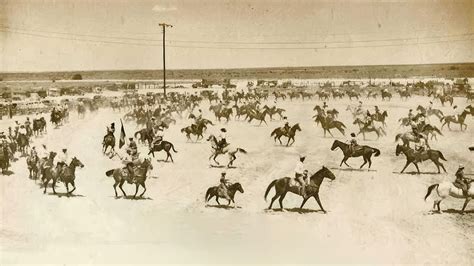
[159,23,173,98]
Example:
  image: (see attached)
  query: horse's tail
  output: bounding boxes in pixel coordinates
[205,187,213,202]
[105,169,114,177]
[424,184,438,201]
[373,148,381,157]
[270,128,278,137]
[438,151,447,161]
[264,179,277,201]
[236,148,247,154]
[170,143,178,153]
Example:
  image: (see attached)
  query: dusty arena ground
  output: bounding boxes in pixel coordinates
[1,91,473,264]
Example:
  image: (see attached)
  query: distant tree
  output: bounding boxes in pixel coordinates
[71,73,83,80]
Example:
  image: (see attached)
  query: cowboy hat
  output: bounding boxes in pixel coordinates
[220,128,227,132]
[350,133,356,137]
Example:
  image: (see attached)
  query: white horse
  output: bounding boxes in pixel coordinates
[424,181,474,213]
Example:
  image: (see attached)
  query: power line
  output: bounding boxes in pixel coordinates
[1,28,472,50]
[1,24,472,45]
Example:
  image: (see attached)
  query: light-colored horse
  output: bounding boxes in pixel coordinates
[425,181,474,213]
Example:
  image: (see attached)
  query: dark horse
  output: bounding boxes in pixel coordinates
[148,140,178,162]
[314,115,346,137]
[43,157,84,195]
[26,153,39,179]
[205,183,244,206]
[264,166,336,212]
[395,144,447,174]
[440,110,470,131]
[134,128,153,146]
[103,133,115,154]
[181,123,206,142]
[270,123,302,146]
[17,134,29,156]
[330,140,380,169]
[105,158,153,198]
[33,117,47,136]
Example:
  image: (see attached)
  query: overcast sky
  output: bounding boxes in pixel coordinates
[0,0,472,72]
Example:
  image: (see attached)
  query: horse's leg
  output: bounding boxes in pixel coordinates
[400,161,410,173]
[139,182,146,198]
[461,198,471,214]
[413,162,421,174]
[368,155,372,168]
[133,183,139,198]
[314,194,326,213]
[268,193,280,210]
[119,180,127,197]
[70,180,76,194]
[432,159,441,174]
[52,178,57,194]
[299,197,309,209]
[65,182,70,194]
[43,178,49,194]
[216,197,221,205]
[113,180,119,198]
[278,192,287,210]
[360,157,367,169]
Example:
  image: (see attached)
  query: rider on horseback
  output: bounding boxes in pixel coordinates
[374,106,381,117]
[363,113,374,131]
[217,128,228,152]
[295,155,308,198]
[18,125,27,138]
[348,133,359,155]
[453,165,470,197]
[123,150,136,184]
[218,171,231,201]
[127,137,138,157]
[103,122,115,143]
[25,117,32,136]
[282,117,290,135]
[56,148,69,180]
[152,125,164,146]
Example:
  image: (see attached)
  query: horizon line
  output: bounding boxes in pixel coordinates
[1,61,473,75]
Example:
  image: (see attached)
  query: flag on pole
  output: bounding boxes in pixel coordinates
[119,119,126,149]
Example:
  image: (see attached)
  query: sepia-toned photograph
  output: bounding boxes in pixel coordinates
[0,0,473,264]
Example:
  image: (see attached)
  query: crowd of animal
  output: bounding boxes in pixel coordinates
[2,80,473,213]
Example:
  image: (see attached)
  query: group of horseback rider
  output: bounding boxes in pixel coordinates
[31,144,70,181]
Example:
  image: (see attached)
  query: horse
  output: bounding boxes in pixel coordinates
[148,140,178,162]
[214,107,233,122]
[270,123,302,146]
[105,158,153,198]
[397,89,411,100]
[314,115,346,137]
[247,109,270,125]
[437,95,454,106]
[440,110,470,131]
[181,123,206,142]
[264,166,336,212]
[424,180,474,214]
[56,157,85,195]
[103,133,115,154]
[134,128,154,146]
[395,144,447,174]
[372,111,388,127]
[26,153,39,179]
[352,118,386,140]
[43,157,84,195]
[205,183,244,206]
[381,91,392,101]
[416,105,444,121]
[0,144,12,174]
[33,117,47,136]
[330,140,380,169]
[346,91,360,101]
[17,134,29,155]
[206,135,246,166]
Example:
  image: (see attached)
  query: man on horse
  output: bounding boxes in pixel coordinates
[127,137,138,157]
[348,132,360,155]
[217,128,228,153]
[282,117,291,135]
[453,165,470,197]
[103,122,115,144]
[152,125,164,146]
[295,155,308,198]
[374,106,381,117]
[217,171,231,201]
[414,136,429,153]
[363,113,375,131]
[56,148,69,180]
[428,101,433,111]
[25,117,32,136]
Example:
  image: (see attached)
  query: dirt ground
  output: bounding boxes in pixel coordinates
[0,92,473,264]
